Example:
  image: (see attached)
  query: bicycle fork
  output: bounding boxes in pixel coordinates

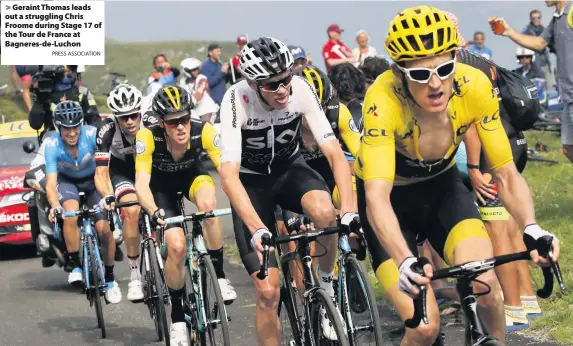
[456,279,491,346]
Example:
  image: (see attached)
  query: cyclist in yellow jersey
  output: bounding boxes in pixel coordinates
[355,6,560,345]
[134,85,236,345]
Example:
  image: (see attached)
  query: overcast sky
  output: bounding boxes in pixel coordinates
[104,1,557,70]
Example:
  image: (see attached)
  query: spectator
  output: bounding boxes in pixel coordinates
[288,45,308,69]
[147,54,180,95]
[514,46,545,80]
[10,65,32,111]
[358,56,391,89]
[322,24,355,72]
[468,31,493,60]
[179,57,219,124]
[491,1,573,163]
[352,30,378,67]
[230,35,248,85]
[443,11,470,48]
[522,9,556,89]
[202,43,229,105]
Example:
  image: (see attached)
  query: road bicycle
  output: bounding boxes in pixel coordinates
[163,192,231,345]
[405,235,565,346]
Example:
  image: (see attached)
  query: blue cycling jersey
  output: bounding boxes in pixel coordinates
[44,125,97,180]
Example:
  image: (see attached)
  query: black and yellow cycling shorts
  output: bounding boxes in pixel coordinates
[357,166,490,292]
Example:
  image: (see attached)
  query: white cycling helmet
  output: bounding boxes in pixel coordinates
[516,46,535,62]
[107,84,143,115]
[239,37,294,81]
[181,57,203,77]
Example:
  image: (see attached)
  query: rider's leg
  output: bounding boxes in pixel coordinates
[58,181,82,282]
[118,192,143,301]
[190,175,237,302]
[252,269,281,346]
[165,226,187,319]
[275,206,304,295]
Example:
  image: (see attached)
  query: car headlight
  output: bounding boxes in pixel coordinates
[0,192,26,208]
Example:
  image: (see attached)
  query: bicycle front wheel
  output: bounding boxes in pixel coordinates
[88,237,106,338]
[148,241,170,344]
[309,288,349,346]
[343,255,382,345]
[198,255,230,346]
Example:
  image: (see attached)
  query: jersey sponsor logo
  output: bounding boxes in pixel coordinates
[98,122,114,139]
[327,104,339,110]
[349,119,359,133]
[331,121,337,129]
[278,111,300,122]
[95,152,110,160]
[480,110,500,132]
[135,140,146,154]
[231,90,237,128]
[365,128,387,137]
[245,129,297,149]
[213,134,220,148]
[323,132,335,139]
[85,126,97,137]
[246,118,264,126]
[516,138,527,146]
[0,212,29,224]
[153,136,164,142]
[366,104,378,117]
[242,94,249,103]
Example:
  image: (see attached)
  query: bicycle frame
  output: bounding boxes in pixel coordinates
[140,212,168,303]
[82,215,106,293]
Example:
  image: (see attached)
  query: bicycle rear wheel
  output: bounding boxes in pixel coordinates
[148,241,170,344]
[88,237,106,338]
[198,255,230,346]
[343,255,382,345]
[309,288,349,346]
[279,253,304,346]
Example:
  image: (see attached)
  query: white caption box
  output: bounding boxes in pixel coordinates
[1,1,105,65]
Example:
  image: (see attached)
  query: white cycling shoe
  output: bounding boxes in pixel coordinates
[105,281,122,304]
[170,322,189,346]
[68,268,83,284]
[320,302,346,341]
[127,279,144,302]
[218,278,237,303]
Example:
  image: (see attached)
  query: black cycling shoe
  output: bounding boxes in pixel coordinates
[41,253,56,268]
[115,245,124,262]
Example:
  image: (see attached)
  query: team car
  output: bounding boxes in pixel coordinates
[0,120,39,246]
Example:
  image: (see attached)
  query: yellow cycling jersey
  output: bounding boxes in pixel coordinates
[338,102,361,159]
[135,120,221,175]
[355,63,513,185]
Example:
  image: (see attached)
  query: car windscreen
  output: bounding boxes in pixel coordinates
[0,137,35,167]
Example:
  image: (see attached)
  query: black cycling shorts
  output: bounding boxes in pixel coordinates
[57,175,106,222]
[109,157,136,201]
[150,163,214,231]
[357,166,487,281]
[232,154,329,275]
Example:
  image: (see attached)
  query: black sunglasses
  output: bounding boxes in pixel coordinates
[259,74,293,92]
[117,112,140,121]
[163,114,191,128]
[184,67,199,74]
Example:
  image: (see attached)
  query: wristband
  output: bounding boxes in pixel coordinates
[466,163,480,170]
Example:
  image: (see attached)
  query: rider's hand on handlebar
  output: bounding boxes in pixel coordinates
[398,257,433,298]
[98,194,116,211]
[524,224,560,265]
[151,209,166,229]
[251,228,275,263]
[49,206,64,223]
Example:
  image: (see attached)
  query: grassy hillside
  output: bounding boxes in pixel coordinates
[0,39,237,97]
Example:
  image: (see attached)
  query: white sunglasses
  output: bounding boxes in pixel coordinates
[397,56,457,84]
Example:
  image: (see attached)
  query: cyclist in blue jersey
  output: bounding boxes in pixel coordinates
[45,101,122,304]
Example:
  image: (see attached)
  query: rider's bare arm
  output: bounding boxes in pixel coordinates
[494,165,536,228]
[135,172,158,216]
[464,125,481,165]
[94,166,114,198]
[46,173,60,208]
[221,162,267,233]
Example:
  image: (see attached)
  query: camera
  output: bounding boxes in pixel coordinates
[24,65,67,95]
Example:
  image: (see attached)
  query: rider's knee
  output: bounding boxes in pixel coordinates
[167,235,186,261]
[256,283,280,310]
[405,320,440,345]
[63,216,78,228]
[123,205,140,221]
[196,196,216,212]
[477,271,502,306]
[307,202,335,225]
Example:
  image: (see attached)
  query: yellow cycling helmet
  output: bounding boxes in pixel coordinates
[385,6,460,62]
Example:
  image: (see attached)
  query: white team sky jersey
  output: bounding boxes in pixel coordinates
[219,76,336,174]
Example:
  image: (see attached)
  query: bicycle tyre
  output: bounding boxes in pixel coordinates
[149,241,170,344]
[88,237,106,338]
[344,255,383,345]
[198,255,230,346]
[309,288,349,346]
[279,255,304,346]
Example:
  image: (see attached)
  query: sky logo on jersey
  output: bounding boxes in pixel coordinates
[349,119,359,133]
[480,110,500,132]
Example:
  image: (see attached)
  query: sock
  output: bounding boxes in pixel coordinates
[105,265,115,283]
[169,287,185,323]
[69,252,81,268]
[318,267,335,298]
[208,247,225,279]
[128,256,141,281]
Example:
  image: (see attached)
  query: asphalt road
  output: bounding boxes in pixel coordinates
[0,172,562,346]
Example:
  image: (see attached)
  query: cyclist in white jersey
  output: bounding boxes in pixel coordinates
[219,37,357,345]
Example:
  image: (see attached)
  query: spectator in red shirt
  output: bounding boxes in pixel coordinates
[322,24,356,72]
[230,35,248,85]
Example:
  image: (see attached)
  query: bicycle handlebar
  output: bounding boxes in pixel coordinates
[404,235,565,329]
[164,208,232,225]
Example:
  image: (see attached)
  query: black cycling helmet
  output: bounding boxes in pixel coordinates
[239,37,294,81]
[151,85,193,118]
[53,100,84,129]
[294,64,334,107]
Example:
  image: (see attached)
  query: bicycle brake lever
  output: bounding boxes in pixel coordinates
[256,234,271,280]
[404,257,431,328]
